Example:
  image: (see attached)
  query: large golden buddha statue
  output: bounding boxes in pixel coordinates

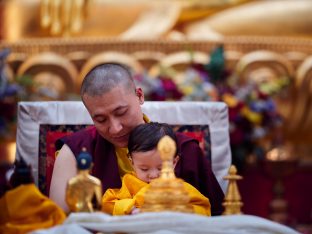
[1,0,312,41]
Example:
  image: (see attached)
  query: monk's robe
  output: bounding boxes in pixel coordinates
[102,173,211,216]
[0,184,66,234]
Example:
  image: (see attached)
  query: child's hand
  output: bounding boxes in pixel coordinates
[131,207,141,215]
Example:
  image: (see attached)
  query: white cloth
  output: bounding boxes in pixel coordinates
[32,212,300,234]
[16,101,231,193]
[31,223,91,234]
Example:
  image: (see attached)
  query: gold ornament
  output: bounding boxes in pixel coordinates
[141,136,193,213]
[222,165,243,215]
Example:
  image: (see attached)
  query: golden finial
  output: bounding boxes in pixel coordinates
[222,165,243,215]
[157,136,176,180]
[158,135,176,161]
[141,135,193,213]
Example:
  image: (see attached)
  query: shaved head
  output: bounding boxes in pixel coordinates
[81,63,135,97]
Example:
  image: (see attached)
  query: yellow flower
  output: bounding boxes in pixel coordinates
[181,86,194,95]
[241,107,262,124]
[222,93,238,108]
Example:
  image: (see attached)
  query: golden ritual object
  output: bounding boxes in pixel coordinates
[66,148,102,213]
[141,136,193,213]
[222,165,243,215]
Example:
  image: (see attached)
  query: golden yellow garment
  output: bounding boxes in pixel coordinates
[114,114,151,177]
[0,184,66,234]
[115,147,133,177]
[102,174,211,216]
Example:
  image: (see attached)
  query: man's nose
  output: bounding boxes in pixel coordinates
[108,119,122,134]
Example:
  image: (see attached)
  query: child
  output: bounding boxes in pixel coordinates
[102,122,211,216]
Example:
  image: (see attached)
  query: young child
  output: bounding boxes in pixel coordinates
[102,122,211,216]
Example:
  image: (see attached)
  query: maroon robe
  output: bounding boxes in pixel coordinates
[56,126,224,215]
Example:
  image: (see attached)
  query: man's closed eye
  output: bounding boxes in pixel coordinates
[95,117,106,123]
[115,109,127,117]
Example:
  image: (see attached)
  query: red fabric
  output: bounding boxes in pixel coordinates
[181,131,205,152]
[182,131,204,143]
[238,167,274,218]
[284,168,312,224]
[238,165,312,225]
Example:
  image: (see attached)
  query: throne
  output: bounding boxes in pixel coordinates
[15,101,231,195]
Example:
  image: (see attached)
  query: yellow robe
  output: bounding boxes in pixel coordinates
[102,174,211,216]
[0,184,66,234]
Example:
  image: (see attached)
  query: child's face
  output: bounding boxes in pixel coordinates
[131,149,179,183]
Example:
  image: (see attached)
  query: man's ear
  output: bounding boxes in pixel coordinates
[135,87,144,104]
[173,156,180,168]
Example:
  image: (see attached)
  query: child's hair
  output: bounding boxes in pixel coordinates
[128,122,178,156]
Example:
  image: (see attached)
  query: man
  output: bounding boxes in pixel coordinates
[49,63,224,215]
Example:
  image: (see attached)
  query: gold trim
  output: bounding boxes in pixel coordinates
[2,36,312,57]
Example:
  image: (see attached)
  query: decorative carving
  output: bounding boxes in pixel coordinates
[235,50,294,84]
[17,52,78,99]
[291,55,312,141]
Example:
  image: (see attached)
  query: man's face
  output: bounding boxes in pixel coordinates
[83,85,145,148]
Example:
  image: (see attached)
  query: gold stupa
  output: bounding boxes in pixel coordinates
[141,135,193,213]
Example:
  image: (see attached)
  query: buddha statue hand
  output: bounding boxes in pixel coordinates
[41,0,90,36]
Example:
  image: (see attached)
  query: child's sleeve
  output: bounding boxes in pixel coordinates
[102,174,148,215]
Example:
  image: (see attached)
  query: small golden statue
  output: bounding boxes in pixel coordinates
[66,148,102,213]
[141,136,193,213]
[222,165,243,215]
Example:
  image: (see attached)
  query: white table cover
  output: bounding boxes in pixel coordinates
[31,212,300,234]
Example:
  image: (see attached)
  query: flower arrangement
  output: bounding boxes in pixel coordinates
[134,46,290,170]
[0,48,82,142]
